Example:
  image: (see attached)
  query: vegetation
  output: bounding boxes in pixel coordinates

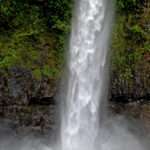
[111,0,150,97]
[0,0,149,97]
[0,0,72,79]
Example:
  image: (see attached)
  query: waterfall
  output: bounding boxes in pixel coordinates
[61,0,114,150]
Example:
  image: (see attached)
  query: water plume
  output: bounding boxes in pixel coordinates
[60,0,149,150]
[61,0,114,150]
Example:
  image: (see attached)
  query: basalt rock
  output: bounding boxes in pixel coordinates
[0,67,58,134]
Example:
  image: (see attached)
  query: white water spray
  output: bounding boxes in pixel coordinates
[61,0,113,150]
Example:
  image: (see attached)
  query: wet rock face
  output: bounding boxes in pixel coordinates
[110,101,150,132]
[0,67,150,136]
[0,67,57,105]
[0,67,58,134]
[111,57,150,100]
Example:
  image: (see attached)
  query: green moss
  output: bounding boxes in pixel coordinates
[0,0,149,88]
[111,0,150,94]
[32,69,42,80]
[0,0,73,79]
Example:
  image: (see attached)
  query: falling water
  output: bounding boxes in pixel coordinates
[0,1,148,150]
[61,0,114,150]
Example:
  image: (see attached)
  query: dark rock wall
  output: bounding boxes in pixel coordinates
[0,67,150,134]
[0,68,58,135]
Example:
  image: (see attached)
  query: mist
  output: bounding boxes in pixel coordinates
[0,114,149,150]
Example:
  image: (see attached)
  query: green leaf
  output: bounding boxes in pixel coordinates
[130,25,143,34]
[32,69,42,80]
